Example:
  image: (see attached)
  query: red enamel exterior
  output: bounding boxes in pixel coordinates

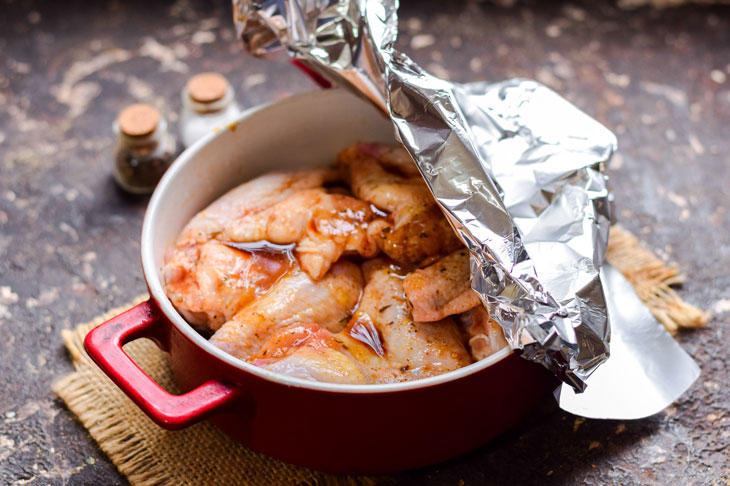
[85,297,554,474]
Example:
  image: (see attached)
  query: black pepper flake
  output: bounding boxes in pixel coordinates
[379,305,391,313]
[419,232,428,238]
[382,226,391,234]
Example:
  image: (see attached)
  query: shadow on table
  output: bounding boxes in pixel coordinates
[385,403,661,485]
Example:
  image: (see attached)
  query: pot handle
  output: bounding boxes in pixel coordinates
[84,299,239,430]
[291,59,333,89]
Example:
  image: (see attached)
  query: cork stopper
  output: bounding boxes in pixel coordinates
[117,104,160,137]
[186,73,229,104]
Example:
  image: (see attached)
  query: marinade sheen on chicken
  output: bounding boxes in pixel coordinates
[163,143,508,384]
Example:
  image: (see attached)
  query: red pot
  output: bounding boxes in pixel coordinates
[84,89,554,474]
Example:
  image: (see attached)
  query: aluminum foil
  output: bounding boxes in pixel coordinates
[232,0,616,391]
[558,264,700,419]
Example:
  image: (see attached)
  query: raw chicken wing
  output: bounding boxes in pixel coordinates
[209,261,363,359]
[338,144,461,266]
[163,240,292,331]
[219,188,379,280]
[403,249,481,322]
[175,169,340,247]
[247,259,473,384]
[250,323,367,384]
[355,142,420,178]
[354,259,472,381]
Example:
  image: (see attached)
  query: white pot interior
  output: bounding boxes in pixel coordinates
[142,89,511,393]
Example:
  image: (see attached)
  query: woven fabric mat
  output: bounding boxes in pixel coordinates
[52,226,706,486]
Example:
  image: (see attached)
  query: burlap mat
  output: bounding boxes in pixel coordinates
[52,226,706,486]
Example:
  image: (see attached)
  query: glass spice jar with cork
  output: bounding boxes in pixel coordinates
[179,72,241,148]
[113,104,177,194]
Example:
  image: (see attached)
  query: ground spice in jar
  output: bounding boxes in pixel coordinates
[114,104,177,194]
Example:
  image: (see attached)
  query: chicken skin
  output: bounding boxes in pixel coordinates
[354,142,421,178]
[209,260,363,360]
[337,144,462,267]
[176,168,341,247]
[248,259,473,384]
[164,169,344,329]
[403,249,481,322]
[164,240,293,331]
[351,259,472,381]
[219,188,379,280]
[250,322,368,384]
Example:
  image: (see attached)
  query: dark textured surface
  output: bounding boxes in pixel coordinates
[1,0,729,484]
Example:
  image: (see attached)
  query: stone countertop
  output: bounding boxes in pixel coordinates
[1,0,729,484]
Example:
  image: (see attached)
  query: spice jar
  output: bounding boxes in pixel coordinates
[179,72,241,147]
[113,104,176,194]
